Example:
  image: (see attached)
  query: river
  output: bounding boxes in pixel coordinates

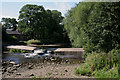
[2,52,83,64]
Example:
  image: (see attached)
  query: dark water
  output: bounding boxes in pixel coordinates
[2,52,83,64]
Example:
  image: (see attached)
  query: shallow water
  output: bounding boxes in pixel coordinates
[2,52,83,64]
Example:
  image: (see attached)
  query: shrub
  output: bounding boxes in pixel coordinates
[93,67,120,78]
[75,49,120,78]
[24,39,41,45]
[86,51,120,71]
[75,64,91,76]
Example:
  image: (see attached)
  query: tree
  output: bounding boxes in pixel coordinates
[64,2,120,52]
[18,4,68,43]
[1,18,18,30]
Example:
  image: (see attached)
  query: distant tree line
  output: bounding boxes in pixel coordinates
[1,4,70,44]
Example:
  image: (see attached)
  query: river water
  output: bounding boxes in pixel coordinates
[2,52,83,64]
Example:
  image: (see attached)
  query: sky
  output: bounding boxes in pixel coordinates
[1,0,83,20]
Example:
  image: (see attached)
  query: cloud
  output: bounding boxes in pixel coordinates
[45,2,75,16]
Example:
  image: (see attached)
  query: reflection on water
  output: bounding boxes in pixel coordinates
[2,52,83,64]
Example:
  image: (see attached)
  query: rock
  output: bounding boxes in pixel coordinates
[14,64,20,67]
[12,67,17,70]
[9,61,16,65]
[7,67,13,73]
[2,62,8,66]
[2,72,4,74]
[2,68,7,72]
[65,60,69,63]
[52,63,54,65]
[41,66,43,68]
[54,73,58,75]
[67,62,70,64]
[16,73,21,75]
[62,73,65,75]
[30,74,34,76]
[65,69,68,72]
[47,62,50,64]
[28,64,33,69]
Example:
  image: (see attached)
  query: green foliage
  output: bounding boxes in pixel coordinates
[12,36,17,40]
[9,49,21,53]
[1,18,18,30]
[93,67,120,78]
[9,49,28,53]
[75,50,120,78]
[64,2,120,52]
[24,39,41,45]
[75,64,91,76]
[18,4,69,44]
[22,50,28,53]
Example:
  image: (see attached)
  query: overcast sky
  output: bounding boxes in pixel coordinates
[0,0,83,20]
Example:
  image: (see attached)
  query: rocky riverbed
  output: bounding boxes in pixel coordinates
[2,56,88,78]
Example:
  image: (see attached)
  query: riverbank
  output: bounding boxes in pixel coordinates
[2,58,89,78]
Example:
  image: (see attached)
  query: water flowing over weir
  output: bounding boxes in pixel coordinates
[3,45,84,64]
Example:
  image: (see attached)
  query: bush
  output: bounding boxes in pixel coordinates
[24,39,41,45]
[93,67,120,78]
[75,49,120,78]
[75,64,91,76]
[87,51,120,70]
